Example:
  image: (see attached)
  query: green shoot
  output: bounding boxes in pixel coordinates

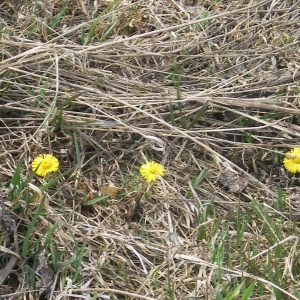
[9,155,37,211]
[195,203,215,242]
[32,82,49,108]
[251,199,282,244]
[73,131,82,176]
[40,168,74,192]
[236,202,249,247]
[186,168,208,199]
[83,0,120,45]
[84,16,101,46]
[85,195,111,206]
[241,280,256,300]
[169,99,175,126]
[171,58,186,128]
[99,20,120,42]
[52,91,85,131]
[72,240,87,282]
[42,222,59,248]
[188,100,209,129]
[226,281,245,300]
[22,196,46,257]
[277,186,285,209]
[42,95,58,129]
[50,5,67,29]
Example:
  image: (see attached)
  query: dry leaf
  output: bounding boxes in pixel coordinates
[99,185,119,197]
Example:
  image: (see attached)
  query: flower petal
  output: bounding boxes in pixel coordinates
[140,161,165,182]
[32,154,59,177]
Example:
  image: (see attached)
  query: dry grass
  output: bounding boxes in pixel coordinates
[0,0,300,299]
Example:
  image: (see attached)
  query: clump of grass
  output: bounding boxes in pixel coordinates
[1,0,300,299]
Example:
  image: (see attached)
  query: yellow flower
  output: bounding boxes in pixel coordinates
[283,148,300,173]
[140,161,165,182]
[32,154,59,177]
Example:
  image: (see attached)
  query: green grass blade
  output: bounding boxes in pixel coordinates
[241,280,256,300]
[50,5,67,29]
[188,100,209,129]
[73,131,82,175]
[169,100,175,126]
[10,154,24,187]
[171,58,186,128]
[33,82,48,108]
[52,91,85,131]
[43,222,59,247]
[9,155,37,207]
[252,200,281,243]
[22,196,45,257]
[42,95,58,129]
[73,240,87,282]
[226,281,245,300]
[186,168,208,199]
[85,195,111,206]
[40,167,74,192]
[83,0,119,45]
[57,256,77,271]
[84,17,101,46]
[99,21,119,42]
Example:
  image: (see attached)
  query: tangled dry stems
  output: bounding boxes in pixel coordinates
[0,0,300,299]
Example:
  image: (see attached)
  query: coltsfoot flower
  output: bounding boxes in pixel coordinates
[283,147,300,173]
[140,161,165,182]
[32,154,59,177]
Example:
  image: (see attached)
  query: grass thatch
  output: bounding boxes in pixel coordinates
[1,0,300,299]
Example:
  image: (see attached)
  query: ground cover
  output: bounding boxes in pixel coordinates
[0,0,300,299]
